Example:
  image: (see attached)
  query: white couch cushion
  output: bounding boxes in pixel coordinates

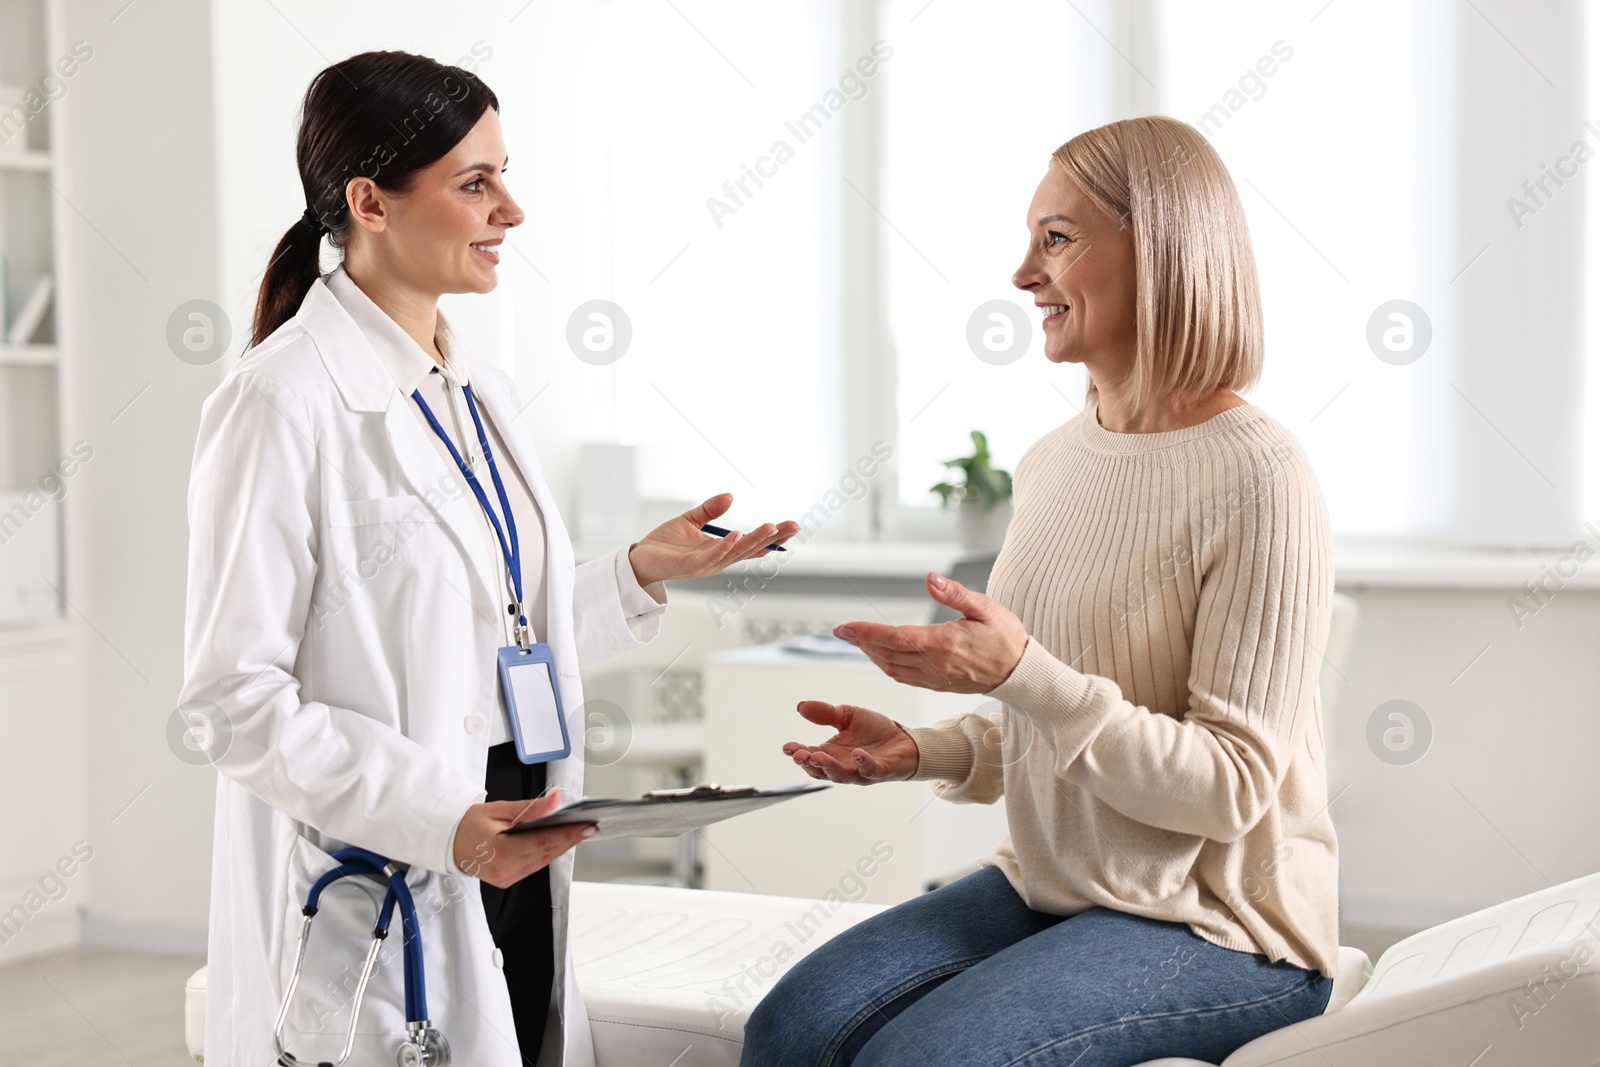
[570,880,887,1067]
[1218,871,1600,1066]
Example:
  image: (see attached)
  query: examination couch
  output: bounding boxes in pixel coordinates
[184,594,1600,1063]
[186,870,1600,1065]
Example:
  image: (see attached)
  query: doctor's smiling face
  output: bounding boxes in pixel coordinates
[342,106,524,299]
[1011,163,1138,373]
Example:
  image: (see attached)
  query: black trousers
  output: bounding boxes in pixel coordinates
[480,742,555,1066]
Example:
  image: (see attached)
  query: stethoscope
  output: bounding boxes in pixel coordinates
[273,846,450,1067]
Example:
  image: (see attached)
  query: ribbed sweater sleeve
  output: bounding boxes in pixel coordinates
[902,710,1004,803]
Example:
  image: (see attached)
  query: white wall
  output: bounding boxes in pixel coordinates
[1332,584,1600,929]
[53,0,221,950]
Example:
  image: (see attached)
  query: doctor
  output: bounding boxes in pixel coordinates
[180,50,798,1067]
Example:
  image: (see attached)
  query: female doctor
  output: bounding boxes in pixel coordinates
[180,50,798,1067]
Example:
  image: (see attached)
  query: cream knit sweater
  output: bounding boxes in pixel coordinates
[906,400,1339,978]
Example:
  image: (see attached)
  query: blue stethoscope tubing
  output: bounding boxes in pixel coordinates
[273,846,445,1067]
[307,847,426,1021]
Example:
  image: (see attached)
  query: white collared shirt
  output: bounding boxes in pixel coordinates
[325,263,665,746]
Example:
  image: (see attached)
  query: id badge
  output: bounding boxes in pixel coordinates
[496,643,573,765]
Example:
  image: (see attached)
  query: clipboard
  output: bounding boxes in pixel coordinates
[506,782,829,839]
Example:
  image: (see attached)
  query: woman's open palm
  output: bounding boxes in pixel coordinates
[782,701,920,785]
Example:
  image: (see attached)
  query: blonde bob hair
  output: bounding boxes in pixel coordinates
[1051,116,1264,413]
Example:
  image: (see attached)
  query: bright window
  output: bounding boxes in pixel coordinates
[1154,0,1419,537]
[877,0,1592,546]
[880,0,1109,512]
[596,0,835,522]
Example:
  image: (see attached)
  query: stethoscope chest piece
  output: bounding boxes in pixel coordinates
[396,1022,450,1067]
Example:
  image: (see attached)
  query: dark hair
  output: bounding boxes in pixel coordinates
[250,50,500,348]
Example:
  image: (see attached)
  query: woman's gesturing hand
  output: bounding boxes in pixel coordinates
[627,492,801,587]
[452,789,596,889]
[832,572,1029,694]
[782,701,921,785]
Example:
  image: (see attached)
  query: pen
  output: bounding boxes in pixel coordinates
[700,522,788,551]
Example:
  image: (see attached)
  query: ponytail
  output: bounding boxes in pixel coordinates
[249,214,326,349]
[247,50,500,350]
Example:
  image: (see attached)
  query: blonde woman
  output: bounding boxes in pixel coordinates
[745,116,1337,1066]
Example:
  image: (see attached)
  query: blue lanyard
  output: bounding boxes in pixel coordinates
[411,382,529,648]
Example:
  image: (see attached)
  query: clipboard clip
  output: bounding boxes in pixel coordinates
[642,783,760,799]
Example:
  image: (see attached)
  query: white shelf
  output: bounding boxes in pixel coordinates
[0,0,68,629]
[0,344,56,365]
[0,151,50,172]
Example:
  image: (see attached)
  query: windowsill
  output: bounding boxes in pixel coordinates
[1330,540,1599,591]
[713,539,979,579]
[577,537,1600,591]
[0,616,74,654]
[575,539,974,580]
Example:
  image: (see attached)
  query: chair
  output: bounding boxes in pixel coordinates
[927,551,1000,623]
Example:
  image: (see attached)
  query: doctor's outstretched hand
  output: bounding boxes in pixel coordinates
[453,788,595,889]
[626,493,800,586]
[832,571,1030,694]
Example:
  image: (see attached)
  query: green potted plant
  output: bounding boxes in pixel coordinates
[931,430,1014,552]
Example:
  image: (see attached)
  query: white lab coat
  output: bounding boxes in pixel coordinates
[182,276,662,1066]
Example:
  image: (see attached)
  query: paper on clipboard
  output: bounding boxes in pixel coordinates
[506,782,829,839]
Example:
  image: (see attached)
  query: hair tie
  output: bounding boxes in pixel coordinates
[300,206,328,237]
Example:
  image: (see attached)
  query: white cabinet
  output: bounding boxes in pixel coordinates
[0,622,83,961]
[702,644,1009,905]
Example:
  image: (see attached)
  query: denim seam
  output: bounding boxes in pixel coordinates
[995,973,1323,1067]
[823,954,991,1066]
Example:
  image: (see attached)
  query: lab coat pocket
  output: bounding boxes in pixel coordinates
[318,494,447,613]
[278,833,457,1057]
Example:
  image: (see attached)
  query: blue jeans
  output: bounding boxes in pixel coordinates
[740,867,1332,1067]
